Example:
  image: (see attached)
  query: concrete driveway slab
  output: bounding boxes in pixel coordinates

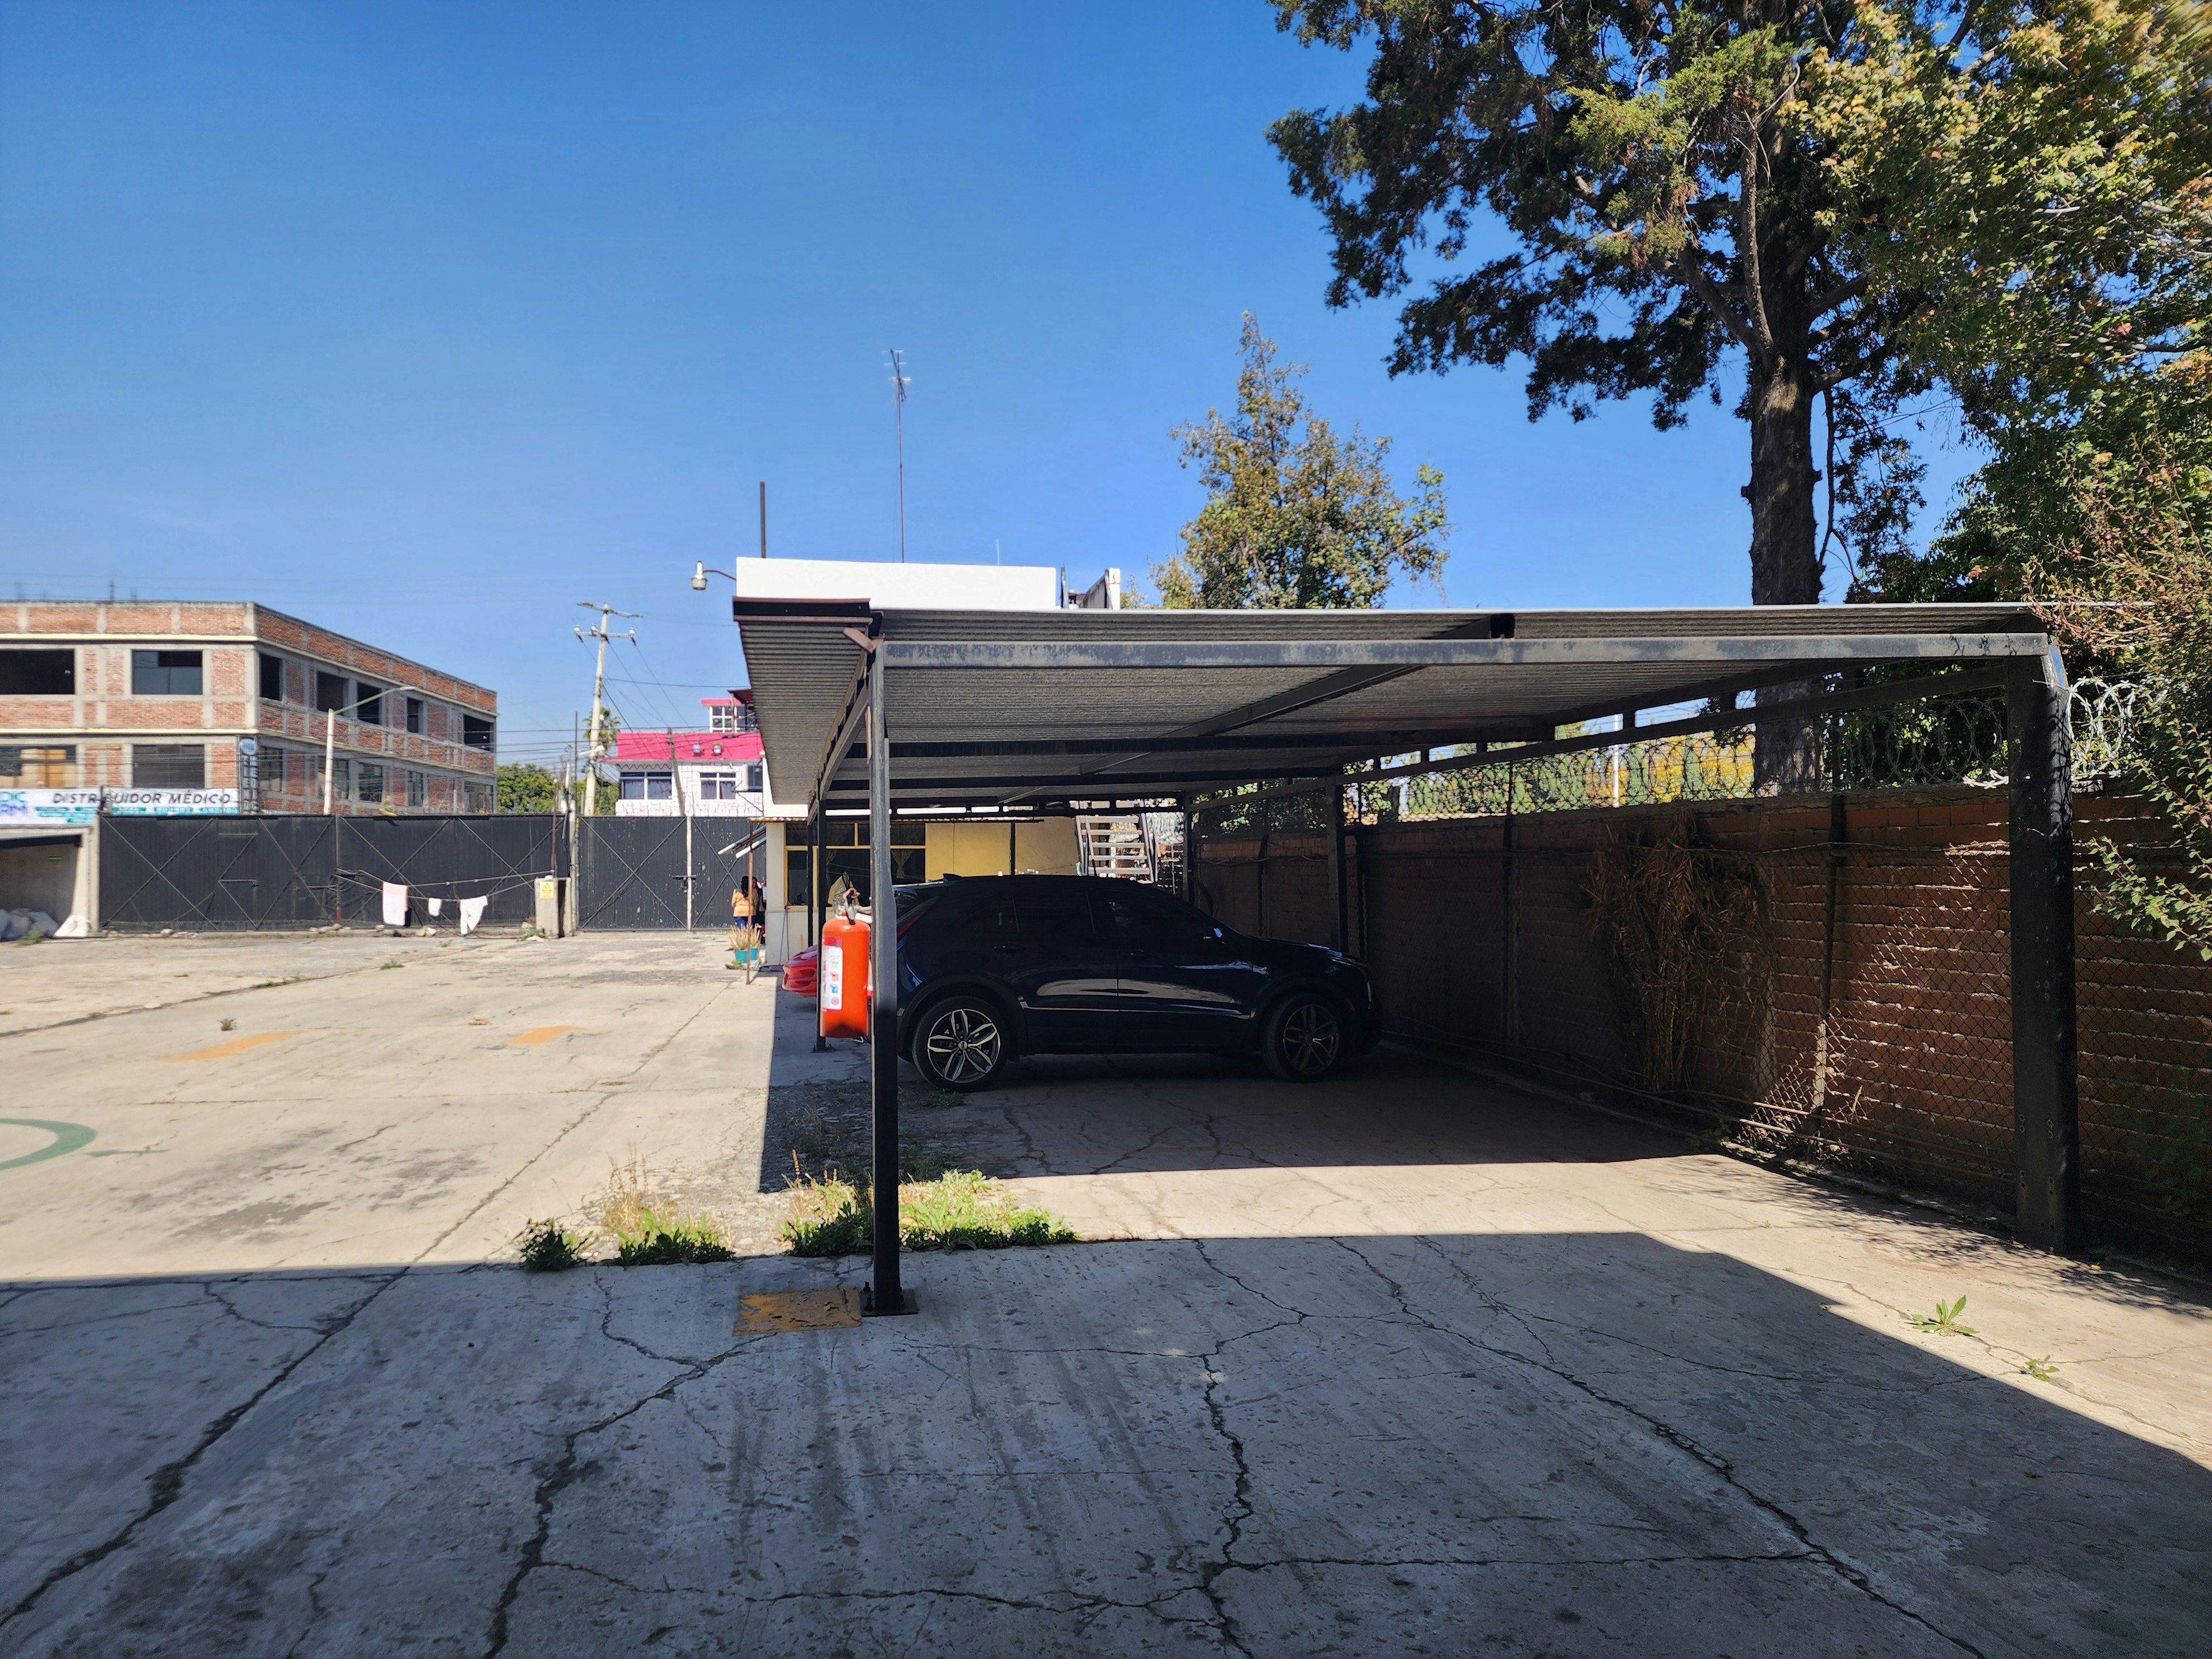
[1,933,2206,1656]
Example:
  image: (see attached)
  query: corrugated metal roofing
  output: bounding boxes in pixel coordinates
[734,603,2046,810]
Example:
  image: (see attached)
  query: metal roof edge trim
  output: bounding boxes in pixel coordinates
[876,632,2048,671]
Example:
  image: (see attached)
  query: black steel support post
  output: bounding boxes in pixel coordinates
[865,657,913,1313]
[2008,650,2081,1252]
[1326,780,1348,955]
[810,798,828,1051]
[1179,803,1194,905]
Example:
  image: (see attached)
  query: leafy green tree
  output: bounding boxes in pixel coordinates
[497,763,560,815]
[1263,0,2210,604]
[1154,314,1449,608]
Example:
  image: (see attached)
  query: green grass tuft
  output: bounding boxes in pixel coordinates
[515,1218,592,1272]
[613,1209,737,1265]
[783,1169,1076,1257]
[591,1149,737,1266]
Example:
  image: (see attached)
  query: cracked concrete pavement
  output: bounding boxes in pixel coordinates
[2,931,2209,1656]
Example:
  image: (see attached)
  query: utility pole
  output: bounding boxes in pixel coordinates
[887,348,910,562]
[574,602,638,820]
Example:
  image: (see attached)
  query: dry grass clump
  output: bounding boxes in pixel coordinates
[595,1150,735,1266]
[1586,829,1766,1094]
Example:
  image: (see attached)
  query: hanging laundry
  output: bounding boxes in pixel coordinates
[381,882,408,928]
[426,897,444,917]
[459,895,488,935]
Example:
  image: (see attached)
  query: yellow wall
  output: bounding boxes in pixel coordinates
[925,819,1079,878]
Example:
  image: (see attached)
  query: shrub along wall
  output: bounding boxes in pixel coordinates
[1193,786,2212,1266]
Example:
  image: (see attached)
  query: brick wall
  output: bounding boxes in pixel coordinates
[3,601,495,804]
[1195,785,2212,1264]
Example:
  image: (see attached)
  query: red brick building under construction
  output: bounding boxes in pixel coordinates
[0,600,497,813]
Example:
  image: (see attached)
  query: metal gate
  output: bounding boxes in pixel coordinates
[99,815,563,931]
[575,816,762,930]
[334,814,560,929]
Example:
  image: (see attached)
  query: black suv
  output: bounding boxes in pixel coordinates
[891,874,1378,1091]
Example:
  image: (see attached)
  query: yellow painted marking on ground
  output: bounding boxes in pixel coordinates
[506,1025,586,1046]
[165,1032,298,1062]
[736,1287,862,1334]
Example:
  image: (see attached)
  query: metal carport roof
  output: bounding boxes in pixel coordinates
[735,600,2050,813]
[732,596,2080,1319]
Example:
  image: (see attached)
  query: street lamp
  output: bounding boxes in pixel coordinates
[691,561,737,592]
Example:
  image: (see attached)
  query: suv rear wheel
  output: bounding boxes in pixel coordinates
[1260,994,1346,1082]
[912,996,1009,1091]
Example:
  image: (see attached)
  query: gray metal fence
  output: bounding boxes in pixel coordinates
[99,815,562,931]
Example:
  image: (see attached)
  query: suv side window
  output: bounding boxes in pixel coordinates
[1094,884,1210,946]
[1014,883,1092,942]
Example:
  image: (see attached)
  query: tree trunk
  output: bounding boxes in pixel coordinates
[1746,314,1824,791]
[1747,354,1820,605]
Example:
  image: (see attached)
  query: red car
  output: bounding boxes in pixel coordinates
[781,946,818,996]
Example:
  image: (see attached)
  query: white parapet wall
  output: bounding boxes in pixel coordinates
[730,558,1060,611]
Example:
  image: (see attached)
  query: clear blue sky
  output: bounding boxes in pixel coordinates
[0,2,1974,764]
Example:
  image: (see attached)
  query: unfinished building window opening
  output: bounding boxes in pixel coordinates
[0,648,74,696]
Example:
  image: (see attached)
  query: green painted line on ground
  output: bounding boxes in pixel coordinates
[0,1119,96,1171]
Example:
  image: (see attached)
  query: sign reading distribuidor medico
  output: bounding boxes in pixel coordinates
[103,789,240,817]
[0,789,101,825]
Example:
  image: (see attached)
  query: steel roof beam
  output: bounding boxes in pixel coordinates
[877,633,2047,673]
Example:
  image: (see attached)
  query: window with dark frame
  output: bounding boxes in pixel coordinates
[132,743,206,789]
[462,714,494,751]
[315,671,346,713]
[407,770,426,807]
[0,649,74,696]
[745,762,763,793]
[131,649,203,696]
[405,696,425,734]
[259,653,285,702]
[784,817,926,907]
[354,683,382,725]
[357,762,384,804]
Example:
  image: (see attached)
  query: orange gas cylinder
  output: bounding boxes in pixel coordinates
[818,903,872,1040]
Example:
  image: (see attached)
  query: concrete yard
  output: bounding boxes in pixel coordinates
[1,932,2208,1656]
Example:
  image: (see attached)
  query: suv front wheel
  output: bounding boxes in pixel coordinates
[912,996,1010,1091]
[1260,994,1346,1082]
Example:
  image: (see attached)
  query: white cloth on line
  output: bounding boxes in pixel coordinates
[381,882,408,927]
[427,897,443,917]
[459,895,487,935]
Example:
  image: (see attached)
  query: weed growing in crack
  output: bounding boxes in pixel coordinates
[2022,1355,2059,1381]
[380,959,405,971]
[594,1150,735,1266]
[514,1219,593,1272]
[218,1017,237,1032]
[782,1162,1075,1256]
[1909,1295,1976,1336]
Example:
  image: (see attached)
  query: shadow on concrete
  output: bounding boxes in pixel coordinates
[753,978,1696,1198]
[2,1227,2207,1656]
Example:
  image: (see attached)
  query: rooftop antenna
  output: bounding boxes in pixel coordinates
[886,347,910,563]
[759,480,768,559]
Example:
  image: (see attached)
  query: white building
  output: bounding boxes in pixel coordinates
[726,558,1116,963]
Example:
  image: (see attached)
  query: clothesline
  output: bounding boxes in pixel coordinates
[331,868,551,898]
[375,877,491,934]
